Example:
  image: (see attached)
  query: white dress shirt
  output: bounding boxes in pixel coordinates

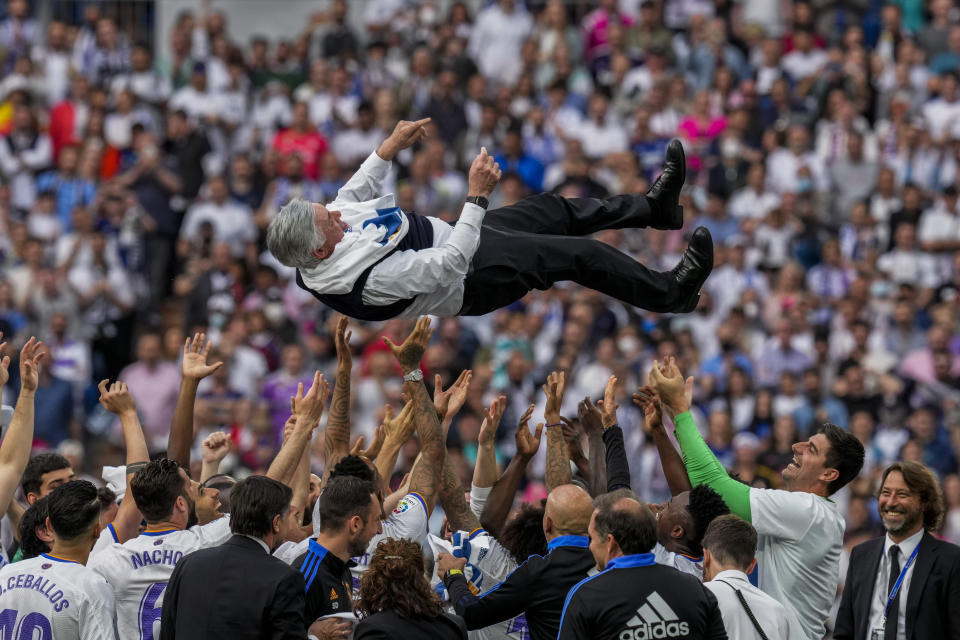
[705,569,791,640]
[866,528,923,640]
[297,151,486,318]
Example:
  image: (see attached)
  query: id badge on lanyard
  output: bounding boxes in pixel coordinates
[871,544,920,640]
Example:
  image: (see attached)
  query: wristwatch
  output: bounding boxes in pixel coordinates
[403,369,424,382]
[465,195,489,209]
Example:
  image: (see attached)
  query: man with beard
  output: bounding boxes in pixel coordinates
[835,461,960,640]
[88,459,229,639]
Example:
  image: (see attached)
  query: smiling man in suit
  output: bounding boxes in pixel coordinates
[835,461,960,640]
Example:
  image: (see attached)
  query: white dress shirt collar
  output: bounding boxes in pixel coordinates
[711,568,751,585]
[241,534,271,554]
[883,527,924,560]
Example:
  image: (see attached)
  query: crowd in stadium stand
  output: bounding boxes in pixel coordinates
[0,0,958,637]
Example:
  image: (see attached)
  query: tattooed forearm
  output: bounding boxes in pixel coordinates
[322,363,352,480]
[440,456,481,533]
[405,379,444,513]
[545,423,572,492]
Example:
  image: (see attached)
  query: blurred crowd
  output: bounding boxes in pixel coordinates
[0,0,959,559]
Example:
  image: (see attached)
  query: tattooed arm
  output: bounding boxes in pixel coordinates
[543,371,571,492]
[321,316,353,486]
[384,318,444,514]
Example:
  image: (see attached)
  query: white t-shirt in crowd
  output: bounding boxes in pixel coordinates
[705,569,791,640]
[88,517,232,640]
[749,488,845,640]
[0,553,117,640]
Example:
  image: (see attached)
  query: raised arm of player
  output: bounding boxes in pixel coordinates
[168,333,223,468]
[0,337,41,517]
[632,386,692,496]
[267,372,328,486]
[543,371,571,492]
[442,395,503,534]
[321,316,353,486]
[650,358,751,519]
[373,401,416,497]
[480,408,543,538]
[383,317,444,514]
[199,431,231,484]
[97,379,149,542]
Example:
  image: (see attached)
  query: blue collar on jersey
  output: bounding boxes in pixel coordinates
[547,535,589,552]
[606,553,656,569]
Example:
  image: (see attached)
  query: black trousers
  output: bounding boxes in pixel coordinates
[459,193,679,315]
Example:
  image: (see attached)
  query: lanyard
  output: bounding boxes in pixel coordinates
[883,543,920,624]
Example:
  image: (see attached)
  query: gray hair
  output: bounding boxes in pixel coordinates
[265,198,326,269]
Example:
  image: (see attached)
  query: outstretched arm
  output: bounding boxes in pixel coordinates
[374,402,416,496]
[480,411,543,538]
[321,317,353,486]
[169,333,223,468]
[199,431,231,484]
[0,338,41,517]
[97,379,149,542]
[543,371,571,492]
[268,373,328,486]
[632,386,692,496]
[443,395,503,534]
[383,318,444,513]
[650,358,751,519]
[333,119,431,204]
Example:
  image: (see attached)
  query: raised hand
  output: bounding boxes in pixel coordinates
[378,118,431,161]
[0,333,8,388]
[577,397,603,436]
[514,404,543,458]
[97,379,137,416]
[632,386,663,434]
[201,431,231,464]
[560,416,586,462]
[382,401,416,444]
[382,317,432,373]
[542,370,566,422]
[19,337,45,393]
[434,369,472,421]
[649,357,691,415]
[467,147,502,198]
[334,316,352,370]
[478,395,506,448]
[182,332,224,380]
[595,375,619,428]
[292,371,329,428]
[350,426,386,461]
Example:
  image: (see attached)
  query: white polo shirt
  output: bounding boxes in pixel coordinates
[705,569,791,640]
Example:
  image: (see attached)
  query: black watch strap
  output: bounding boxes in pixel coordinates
[465,195,489,209]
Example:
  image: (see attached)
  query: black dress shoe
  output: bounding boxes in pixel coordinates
[646,139,686,230]
[672,226,713,313]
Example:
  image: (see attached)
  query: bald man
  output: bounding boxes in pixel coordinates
[438,484,596,640]
[558,495,727,640]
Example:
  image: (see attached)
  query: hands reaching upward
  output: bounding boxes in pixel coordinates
[98,379,137,416]
[292,371,330,429]
[648,357,693,416]
[434,369,472,422]
[201,431,231,465]
[383,317,432,373]
[478,395,507,448]
[182,333,224,380]
[515,404,543,459]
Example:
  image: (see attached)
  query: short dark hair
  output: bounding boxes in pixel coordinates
[330,455,376,484]
[819,423,865,495]
[130,458,187,523]
[47,480,101,541]
[230,476,292,538]
[18,496,50,559]
[702,515,757,571]
[499,501,547,563]
[97,486,117,514]
[22,454,71,496]
[687,485,730,554]
[880,461,945,531]
[317,476,374,533]
[592,493,657,555]
[201,474,237,513]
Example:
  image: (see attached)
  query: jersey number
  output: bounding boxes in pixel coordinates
[0,609,53,640]
[138,582,167,640]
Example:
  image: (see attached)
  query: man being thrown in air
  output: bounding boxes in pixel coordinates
[266,118,713,321]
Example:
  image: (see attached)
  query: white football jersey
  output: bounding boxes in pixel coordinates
[431,529,530,640]
[278,491,430,593]
[0,554,117,639]
[654,543,704,579]
[88,517,231,640]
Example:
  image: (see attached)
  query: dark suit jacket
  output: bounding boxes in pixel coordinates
[354,610,467,640]
[160,535,307,640]
[835,531,960,640]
